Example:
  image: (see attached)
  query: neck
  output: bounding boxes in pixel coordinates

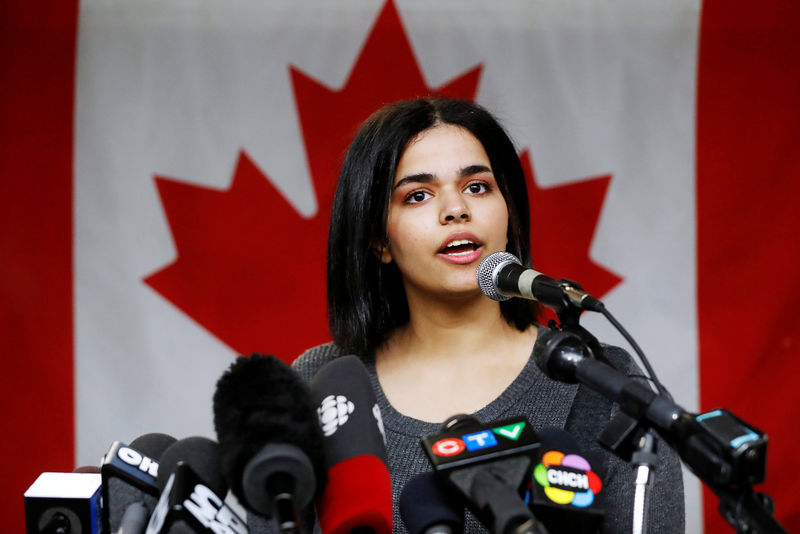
[388,287,513,359]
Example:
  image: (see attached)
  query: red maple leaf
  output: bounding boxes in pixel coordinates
[144,0,481,361]
[520,149,623,324]
[144,0,621,361]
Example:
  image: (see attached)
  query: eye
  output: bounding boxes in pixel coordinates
[404,190,433,204]
[465,182,491,195]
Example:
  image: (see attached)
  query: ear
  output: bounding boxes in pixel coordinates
[372,240,393,264]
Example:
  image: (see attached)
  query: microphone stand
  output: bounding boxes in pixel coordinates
[630,432,657,534]
[550,298,658,534]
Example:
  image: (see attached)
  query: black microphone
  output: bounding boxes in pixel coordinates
[399,472,464,534]
[309,355,392,534]
[101,432,178,534]
[24,471,102,534]
[533,329,768,489]
[213,353,326,534]
[145,436,246,534]
[476,252,602,312]
[529,427,606,534]
[421,415,548,534]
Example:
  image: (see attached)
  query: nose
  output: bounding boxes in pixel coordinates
[439,190,471,224]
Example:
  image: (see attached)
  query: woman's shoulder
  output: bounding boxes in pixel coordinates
[291,341,349,383]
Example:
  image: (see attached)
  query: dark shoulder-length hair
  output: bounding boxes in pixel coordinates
[327,97,536,357]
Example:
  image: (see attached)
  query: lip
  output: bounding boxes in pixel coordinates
[437,231,483,265]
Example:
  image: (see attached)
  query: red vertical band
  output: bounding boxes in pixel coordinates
[697,0,800,531]
[0,1,78,531]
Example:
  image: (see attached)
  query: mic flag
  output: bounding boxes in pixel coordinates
[421,415,546,534]
[529,428,605,534]
[421,415,540,473]
[310,355,392,534]
[24,472,102,534]
[101,434,176,534]
[146,463,247,534]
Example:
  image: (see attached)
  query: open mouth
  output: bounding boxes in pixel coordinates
[440,239,480,256]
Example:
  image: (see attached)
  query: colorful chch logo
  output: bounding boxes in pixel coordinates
[533,450,602,507]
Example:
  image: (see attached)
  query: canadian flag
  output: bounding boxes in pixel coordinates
[3,1,798,532]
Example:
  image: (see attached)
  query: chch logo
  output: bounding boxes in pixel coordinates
[317,394,355,437]
[533,450,602,507]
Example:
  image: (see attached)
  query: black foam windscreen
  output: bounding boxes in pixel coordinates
[213,353,326,510]
[156,436,227,496]
[130,432,178,460]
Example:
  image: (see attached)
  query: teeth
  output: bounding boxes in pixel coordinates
[446,239,474,248]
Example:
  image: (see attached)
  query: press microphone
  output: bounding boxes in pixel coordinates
[421,415,548,534]
[533,329,768,490]
[399,472,464,534]
[476,252,602,312]
[24,472,102,534]
[309,355,392,534]
[101,432,178,533]
[529,427,605,534]
[213,353,326,534]
[145,436,246,534]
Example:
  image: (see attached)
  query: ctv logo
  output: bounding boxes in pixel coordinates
[431,422,527,457]
[533,450,602,507]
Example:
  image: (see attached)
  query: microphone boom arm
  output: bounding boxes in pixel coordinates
[535,330,787,534]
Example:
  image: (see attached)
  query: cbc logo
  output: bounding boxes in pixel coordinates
[318,394,355,436]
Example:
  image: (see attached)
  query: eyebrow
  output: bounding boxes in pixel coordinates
[392,164,493,191]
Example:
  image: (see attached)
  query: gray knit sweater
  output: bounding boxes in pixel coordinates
[249,327,685,534]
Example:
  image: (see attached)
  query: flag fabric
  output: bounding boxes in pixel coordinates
[3,1,799,533]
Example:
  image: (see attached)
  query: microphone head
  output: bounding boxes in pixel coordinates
[310,356,392,534]
[311,355,387,465]
[476,252,519,301]
[156,436,227,496]
[213,353,325,512]
[400,471,464,534]
[100,434,175,533]
[129,432,178,460]
[533,329,588,384]
[441,413,481,433]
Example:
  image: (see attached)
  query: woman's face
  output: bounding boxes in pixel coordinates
[380,124,509,300]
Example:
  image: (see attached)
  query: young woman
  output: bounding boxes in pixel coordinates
[293,98,685,533]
